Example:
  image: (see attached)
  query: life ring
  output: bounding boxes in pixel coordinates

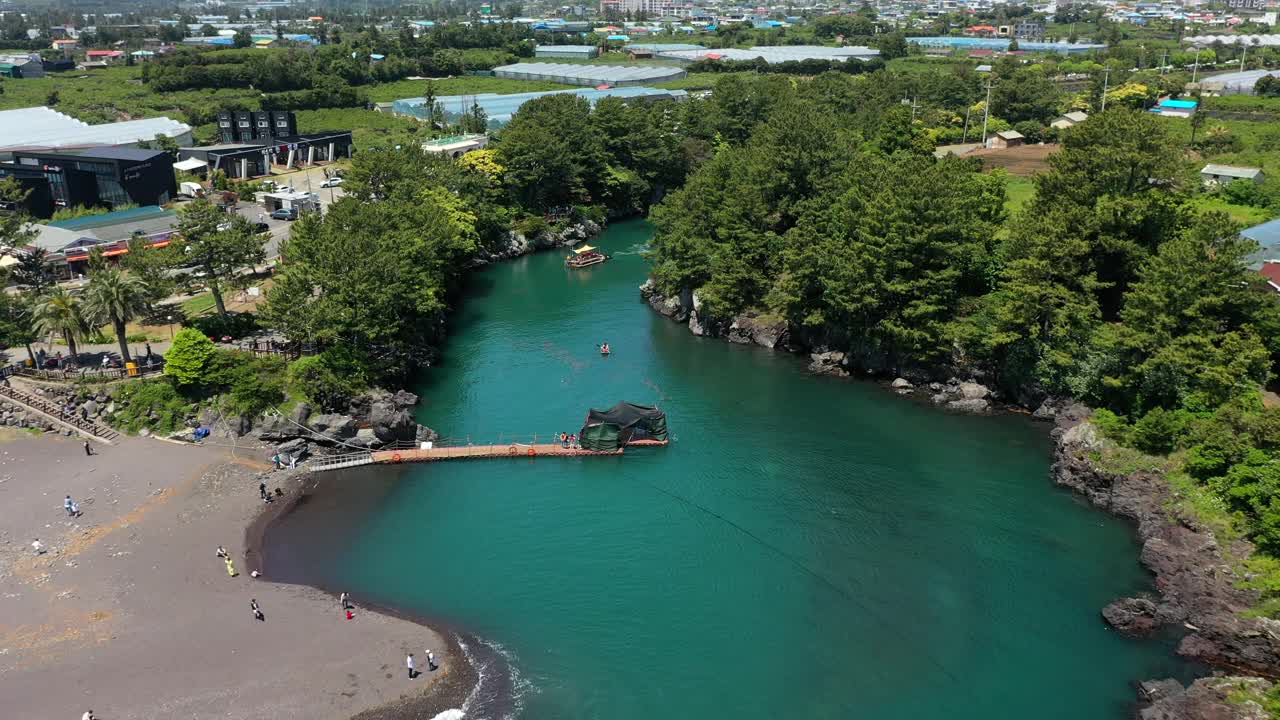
[391,453,402,463]
[527,447,536,457]
[508,445,518,455]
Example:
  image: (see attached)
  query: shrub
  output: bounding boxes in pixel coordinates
[1090,409,1130,445]
[287,350,365,411]
[109,379,190,435]
[1130,407,1192,455]
[164,328,216,386]
[186,311,261,341]
[204,349,286,417]
[125,332,150,343]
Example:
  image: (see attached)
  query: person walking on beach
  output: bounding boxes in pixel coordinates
[251,599,264,621]
[259,481,271,503]
[64,495,75,516]
[225,556,238,577]
[427,649,436,671]
[340,591,351,610]
[406,653,417,679]
[31,538,44,555]
[82,440,93,456]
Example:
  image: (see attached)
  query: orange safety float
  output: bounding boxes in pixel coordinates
[527,447,537,457]
[391,453,402,463]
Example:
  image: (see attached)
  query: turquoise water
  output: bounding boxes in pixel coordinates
[268,220,1189,719]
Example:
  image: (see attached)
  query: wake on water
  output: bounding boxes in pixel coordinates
[437,632,536,720]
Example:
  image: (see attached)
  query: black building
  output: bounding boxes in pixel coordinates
[178,130,354,180]
[0,147,176,219]
[217,110,298,144]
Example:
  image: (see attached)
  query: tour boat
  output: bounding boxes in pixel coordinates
[566,245,609,269]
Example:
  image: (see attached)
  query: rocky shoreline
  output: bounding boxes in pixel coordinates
[1052,406,1279,717]
[641,279,1280,718]
[471,219,602,267]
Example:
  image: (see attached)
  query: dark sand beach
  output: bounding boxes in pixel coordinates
[0,429,467,720]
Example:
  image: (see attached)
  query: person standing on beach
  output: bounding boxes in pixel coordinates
[251,599,264,621]
[259,481,270,503]
[216,546,228,560]
[427,649,436,671]
[225,556,238,577]
[406,653,416,679]
[340,591,351,610]
[31,538,44,555]
[64,495,75,516]
[82,441,93,456]
[82,710,96,720]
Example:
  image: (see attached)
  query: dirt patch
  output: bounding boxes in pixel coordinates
[968,143,1059,176]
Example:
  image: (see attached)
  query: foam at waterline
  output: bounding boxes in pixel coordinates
[455,632,537,720]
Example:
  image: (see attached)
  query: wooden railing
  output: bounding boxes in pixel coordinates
[11,362,165,383]
[0,384,119,443]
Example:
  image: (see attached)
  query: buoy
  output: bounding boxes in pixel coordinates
[527,447,536,457]
[391,453,402,463]
[508,445,518,455]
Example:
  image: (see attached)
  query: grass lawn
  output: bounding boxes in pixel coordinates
[1004,175,1037,216]
[181,293,216,318]
[1185,196,1275,226]
[655,71,741,90]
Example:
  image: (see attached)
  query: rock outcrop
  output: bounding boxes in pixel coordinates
[1052,407,1280,681]
[1139,676,1275,720]
[473,220,602,266]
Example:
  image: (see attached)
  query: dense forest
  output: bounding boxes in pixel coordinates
[645,73,1280,577]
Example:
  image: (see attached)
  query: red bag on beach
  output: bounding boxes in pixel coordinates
[346,610,354,620]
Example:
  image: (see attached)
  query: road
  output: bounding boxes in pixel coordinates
[227,164,347,261]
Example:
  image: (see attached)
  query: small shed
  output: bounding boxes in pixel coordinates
[987,130,1024,149]
[534,44,599,60]
[1050,111,1088,129]
[1200,164,1264,186]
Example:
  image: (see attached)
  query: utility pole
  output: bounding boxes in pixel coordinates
[1100,67,1110,112]
[1160,49,1168,75]
[1240,43,1248,70]
[962,104,972,143]
[980,80,993,147]
[1191,50,1200,84]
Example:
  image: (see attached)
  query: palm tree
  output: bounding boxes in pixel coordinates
[32,287,88,362]
[83,268,149,365]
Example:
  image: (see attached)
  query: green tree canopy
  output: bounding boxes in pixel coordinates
[173,199,266,316]
[83,268,149,364]
[164,327,216,386]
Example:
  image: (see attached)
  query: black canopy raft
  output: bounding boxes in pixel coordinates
[579,402,669,451]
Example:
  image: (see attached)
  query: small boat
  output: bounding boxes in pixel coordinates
[600,345,611,356]
[566,245,610,269]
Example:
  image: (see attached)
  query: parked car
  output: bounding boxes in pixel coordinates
[320,176,343,188]
[270,208,297,221]
[252,222,270,234]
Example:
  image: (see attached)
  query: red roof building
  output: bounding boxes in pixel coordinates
[1261,261,1280,293]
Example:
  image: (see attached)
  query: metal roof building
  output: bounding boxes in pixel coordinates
[392,86,688,129]
[626,43,705,52]
[655,45,879,63]
[909,37,1105,54]
[535,45,600,59]
[0,107,192,154]
[1199,69,1280,95]
[1244,218,1280,269]
[1185,34,1280,46]
[492,62,686,87]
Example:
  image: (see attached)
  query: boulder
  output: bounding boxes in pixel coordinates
[415,424,440,443]
[891,378,913,389]
[349,428,382,449]
[276,438,309,458]
[369,400,415,443]
[309,413,357,442]
[957,382,990,400]
[946,398,990,414]
[1102,597,1160,635]
[80,399,99,417]
[808,351,848,377]
[392,390,419,409]
[290,402,312,428]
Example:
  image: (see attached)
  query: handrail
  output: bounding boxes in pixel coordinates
[0,384,119,442]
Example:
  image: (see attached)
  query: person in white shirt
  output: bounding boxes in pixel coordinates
[426,649,436,671]
[64,495,74,516]
[406,653,416,679]
[82,710,95,720]
[31,538,45,555]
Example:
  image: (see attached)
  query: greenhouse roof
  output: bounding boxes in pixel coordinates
[392,87,687,128]
[656,45,879,63]
[0,106,191,152]
[626,43,705,52]
[493,62,685,85]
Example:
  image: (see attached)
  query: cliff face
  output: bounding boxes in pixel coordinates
[1051,406,1280,717]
